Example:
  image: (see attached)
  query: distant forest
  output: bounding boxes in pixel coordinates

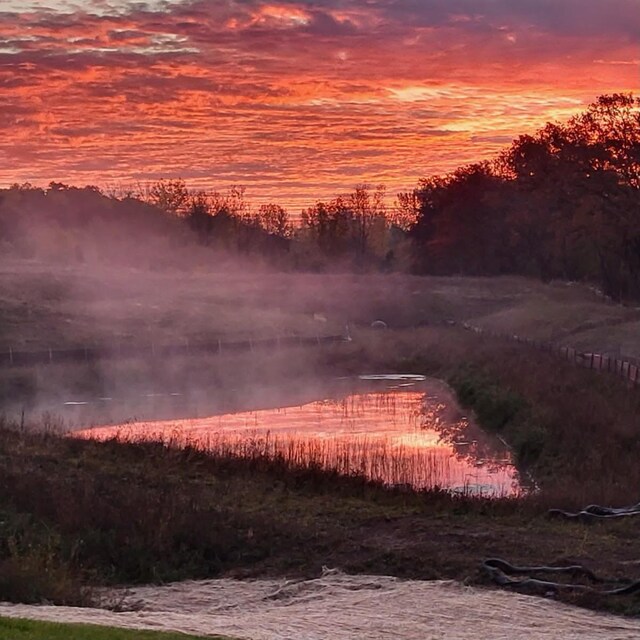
[1,93,639,300]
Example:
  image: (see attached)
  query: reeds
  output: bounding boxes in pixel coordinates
[76,427,518,498]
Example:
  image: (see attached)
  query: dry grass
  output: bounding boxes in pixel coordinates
[7,322,640,505]
[3,405,640,616]
[75,429,517,497]
[2,250,640,627]
[0,413,494,606]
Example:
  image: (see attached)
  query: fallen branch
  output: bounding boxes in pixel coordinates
[482,558,640,596]
[548,502,640,523]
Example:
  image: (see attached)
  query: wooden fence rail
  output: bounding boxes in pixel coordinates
[461,323,640,387]
[0,334,348,368]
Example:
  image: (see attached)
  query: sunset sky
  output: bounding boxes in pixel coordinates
[1,0,638,209]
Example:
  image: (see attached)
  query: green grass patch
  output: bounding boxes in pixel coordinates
[0,617,227,640]
[449,367,546,468]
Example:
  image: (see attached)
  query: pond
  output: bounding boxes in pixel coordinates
[73,375,522,496]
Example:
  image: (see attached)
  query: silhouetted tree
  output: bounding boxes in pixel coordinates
[257,204,292,237]
[146,179,190,216]
[411,163,510,274]
[409,93,640,298]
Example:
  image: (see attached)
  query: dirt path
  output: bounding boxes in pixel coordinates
[2,572,640,639]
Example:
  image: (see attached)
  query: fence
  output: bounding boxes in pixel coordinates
[0,333,348,368]
[461,323,640,387]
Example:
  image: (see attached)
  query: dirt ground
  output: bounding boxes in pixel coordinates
[2,572,640,639]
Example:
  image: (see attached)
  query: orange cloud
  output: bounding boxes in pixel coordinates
[0,0,637,209]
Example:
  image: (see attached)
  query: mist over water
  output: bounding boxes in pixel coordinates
[0,189,533,497]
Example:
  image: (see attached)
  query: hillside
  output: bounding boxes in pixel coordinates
[1,259,637,358]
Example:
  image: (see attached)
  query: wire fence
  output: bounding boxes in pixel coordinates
[461,323,640,387]
[0,333,349,368]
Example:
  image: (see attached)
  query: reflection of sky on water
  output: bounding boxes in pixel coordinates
[76,386,521,496]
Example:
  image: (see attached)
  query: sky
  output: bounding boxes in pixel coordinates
[1,0,639,209]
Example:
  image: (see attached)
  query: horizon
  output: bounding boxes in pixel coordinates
[1,0,638,208]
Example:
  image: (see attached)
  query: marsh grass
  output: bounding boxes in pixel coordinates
[0,408,521,607]
[79,428,517,497]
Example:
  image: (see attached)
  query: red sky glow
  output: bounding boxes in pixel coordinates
[1,0,639,208]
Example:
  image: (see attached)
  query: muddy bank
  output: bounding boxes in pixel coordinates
[2,572,640,640]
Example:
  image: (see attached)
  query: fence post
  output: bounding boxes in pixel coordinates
[8,347,12,366]
[218,338,222,354]
[49,348,53,364]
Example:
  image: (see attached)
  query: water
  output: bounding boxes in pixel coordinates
[74,376,521,496]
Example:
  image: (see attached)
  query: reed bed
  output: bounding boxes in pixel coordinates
[75,427,518,497]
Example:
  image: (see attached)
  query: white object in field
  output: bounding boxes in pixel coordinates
[359,374,427,381]
[313,313,328,323]
[370,320,388,329]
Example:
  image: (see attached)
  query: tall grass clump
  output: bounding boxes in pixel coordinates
[450,368,545,468]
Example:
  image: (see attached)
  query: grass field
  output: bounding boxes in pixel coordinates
[2,258,639,357]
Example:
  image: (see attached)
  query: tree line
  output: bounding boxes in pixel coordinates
[409,93,640,300]
[1,93,638,298]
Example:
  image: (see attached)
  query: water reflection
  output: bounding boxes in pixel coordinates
[75,379,521,496]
